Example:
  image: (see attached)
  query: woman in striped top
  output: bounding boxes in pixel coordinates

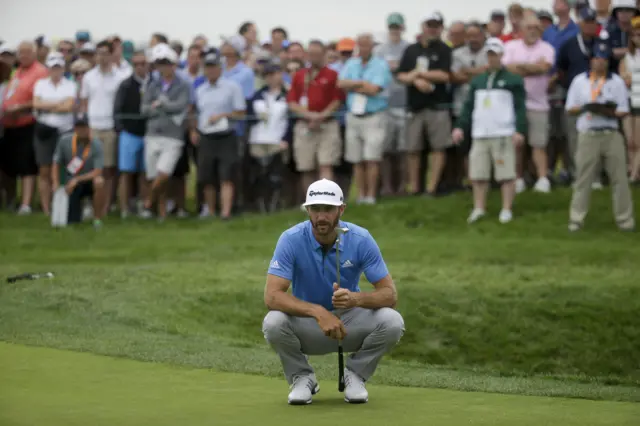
[619,16,640,183]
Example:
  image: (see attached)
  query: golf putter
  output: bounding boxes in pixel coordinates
[335,226,349,392]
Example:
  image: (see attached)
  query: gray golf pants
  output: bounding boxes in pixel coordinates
[262,307,405,385]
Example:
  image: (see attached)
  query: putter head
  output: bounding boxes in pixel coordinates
[335,227,349,235]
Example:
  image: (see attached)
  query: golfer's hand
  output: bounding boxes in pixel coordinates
[316,309,346,340]
[65,178,77,195]
[332,283,358,309]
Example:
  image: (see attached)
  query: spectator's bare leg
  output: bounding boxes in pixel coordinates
[138,175,149,208]
[301,172,316,199]
[380,155,394,195]
[20,176,35,209]
[353,163,365,200]
[38,166,52,215]
[318,165,333,180]
[118,173,132,214]
[203,185,217,216]
[173,177,186,211]
[515,144,525,180]
[145,173,169,217]
[471,180,489,210]
[102,167,116,216]
[406,152,421,194]
[500,180,516,211]
[426,152,445,194]
[92,177,105,220]
[365,161,380,200]
[220,181,234,218]
[532,148,549,180]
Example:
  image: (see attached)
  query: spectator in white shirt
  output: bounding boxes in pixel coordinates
[110,36,133,78]
[32,52,76,215]
[80,39,126,216]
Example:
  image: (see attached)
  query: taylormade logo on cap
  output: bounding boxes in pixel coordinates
[303,179,344,207]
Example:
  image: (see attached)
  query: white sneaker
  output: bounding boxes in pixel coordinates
[533,177,551,193]
[344,369,368,403]
[139,209,153,219]
[17,205,32,216]
[199,210,213,219]
[364,196,376,205]
[287,375,319,405]
[498,209,513,224]
[176,209,189,219]
[121,211,129,219]
[592,181,603,190]
[515,178,526,194]
[467,208,486,224]
[166,199,176,213]
[82,205,94,220]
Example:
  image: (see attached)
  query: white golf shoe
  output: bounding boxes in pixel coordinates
[288,375,319,405]
[344,369,368,403]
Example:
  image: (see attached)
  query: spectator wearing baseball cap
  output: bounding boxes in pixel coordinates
[32,52,77,215]
[338,33,392,205]
[396,11,454,196]
[538,10,555,31]
[0,41,49,215]
[375,12,410,196]
[556,7,605,179]
[75,31,91,49]
[78,42,96,67]
[565,40,635,231]
[607,0,640,72]
[335,38,356,72]
[221,34,256,113]
[191,47,246,220]
[453,37,527,224]
[140,43,191,221]
[52,112,106,228]
[502,3,525,42]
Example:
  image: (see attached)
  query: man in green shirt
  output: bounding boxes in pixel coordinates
[452,37,528,225]
[52,113,105,227]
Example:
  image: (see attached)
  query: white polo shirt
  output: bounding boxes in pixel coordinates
[565,72,629,132]
[33,77,77,131]
[80,66,126,130]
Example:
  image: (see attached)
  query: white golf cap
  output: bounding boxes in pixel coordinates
[303,179,344,207]
[45,52,66,68]
[485,37,505,54]
[151,43,178,64]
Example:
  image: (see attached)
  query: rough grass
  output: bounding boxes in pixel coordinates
[0,187,639,402]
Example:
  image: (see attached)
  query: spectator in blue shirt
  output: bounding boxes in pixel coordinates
[543,0,580,52]
[338,33,392,205]
[221,35,256,139]
[262,178,404,405]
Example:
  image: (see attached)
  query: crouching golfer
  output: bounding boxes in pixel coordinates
[262,178,405,405]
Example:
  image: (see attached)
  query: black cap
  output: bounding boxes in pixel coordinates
[490,9,506,20]
[74,113,90,127]
[263,63,282,74]
[538,10,553,21]
[201,47,221,66]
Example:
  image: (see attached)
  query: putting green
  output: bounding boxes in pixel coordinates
[0,343,637,426]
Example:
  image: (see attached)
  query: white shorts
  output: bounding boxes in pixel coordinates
[144,135,184,180]
[345,112,387,163]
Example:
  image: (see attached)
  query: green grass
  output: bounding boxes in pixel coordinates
[1,188,639,407]
[2,342,639,426]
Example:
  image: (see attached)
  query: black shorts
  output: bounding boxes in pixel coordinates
[172,131,191,178]
[33,122,62,166]
[68,181,94,224]
[0,124,38,177]
[197,131,239,185]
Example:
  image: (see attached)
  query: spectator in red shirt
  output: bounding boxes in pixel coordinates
[502,3,525,42]
[0,41,48,215]
[287,40,344,199]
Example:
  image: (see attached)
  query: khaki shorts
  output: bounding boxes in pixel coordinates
[385,108,407,153]
[469,136,516,182]
[527,110,549,148]
[92,129,117,168]
[406,109,452,152]
[249,144,289,163]
[145,135,184,180]
[293,120,341,172]
[344,112,387,163]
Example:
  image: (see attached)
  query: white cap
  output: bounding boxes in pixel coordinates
[79,42,96,53]
[221,34,247,56]
[151,43,178,64]
[612,0,638,11]
[0,44,15,55]
[45,52,66,68]
[303,179,345,207]
[485,37,505,54]
[423,11,444,23]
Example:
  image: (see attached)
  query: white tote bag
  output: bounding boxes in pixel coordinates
[51,187,69,228]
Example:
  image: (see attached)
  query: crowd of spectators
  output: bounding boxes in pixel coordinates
[0,0,637,230]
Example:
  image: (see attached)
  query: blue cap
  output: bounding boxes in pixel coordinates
[579,7,597,21]
[593,41,611,59]
[75,31,91,42]
[575,0,589,9]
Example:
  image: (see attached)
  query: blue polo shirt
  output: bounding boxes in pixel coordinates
[193,78,246,134]
[543,20,579,52]
[222,62,255,136]
[339,56,392,114]
[267,220,389,311]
